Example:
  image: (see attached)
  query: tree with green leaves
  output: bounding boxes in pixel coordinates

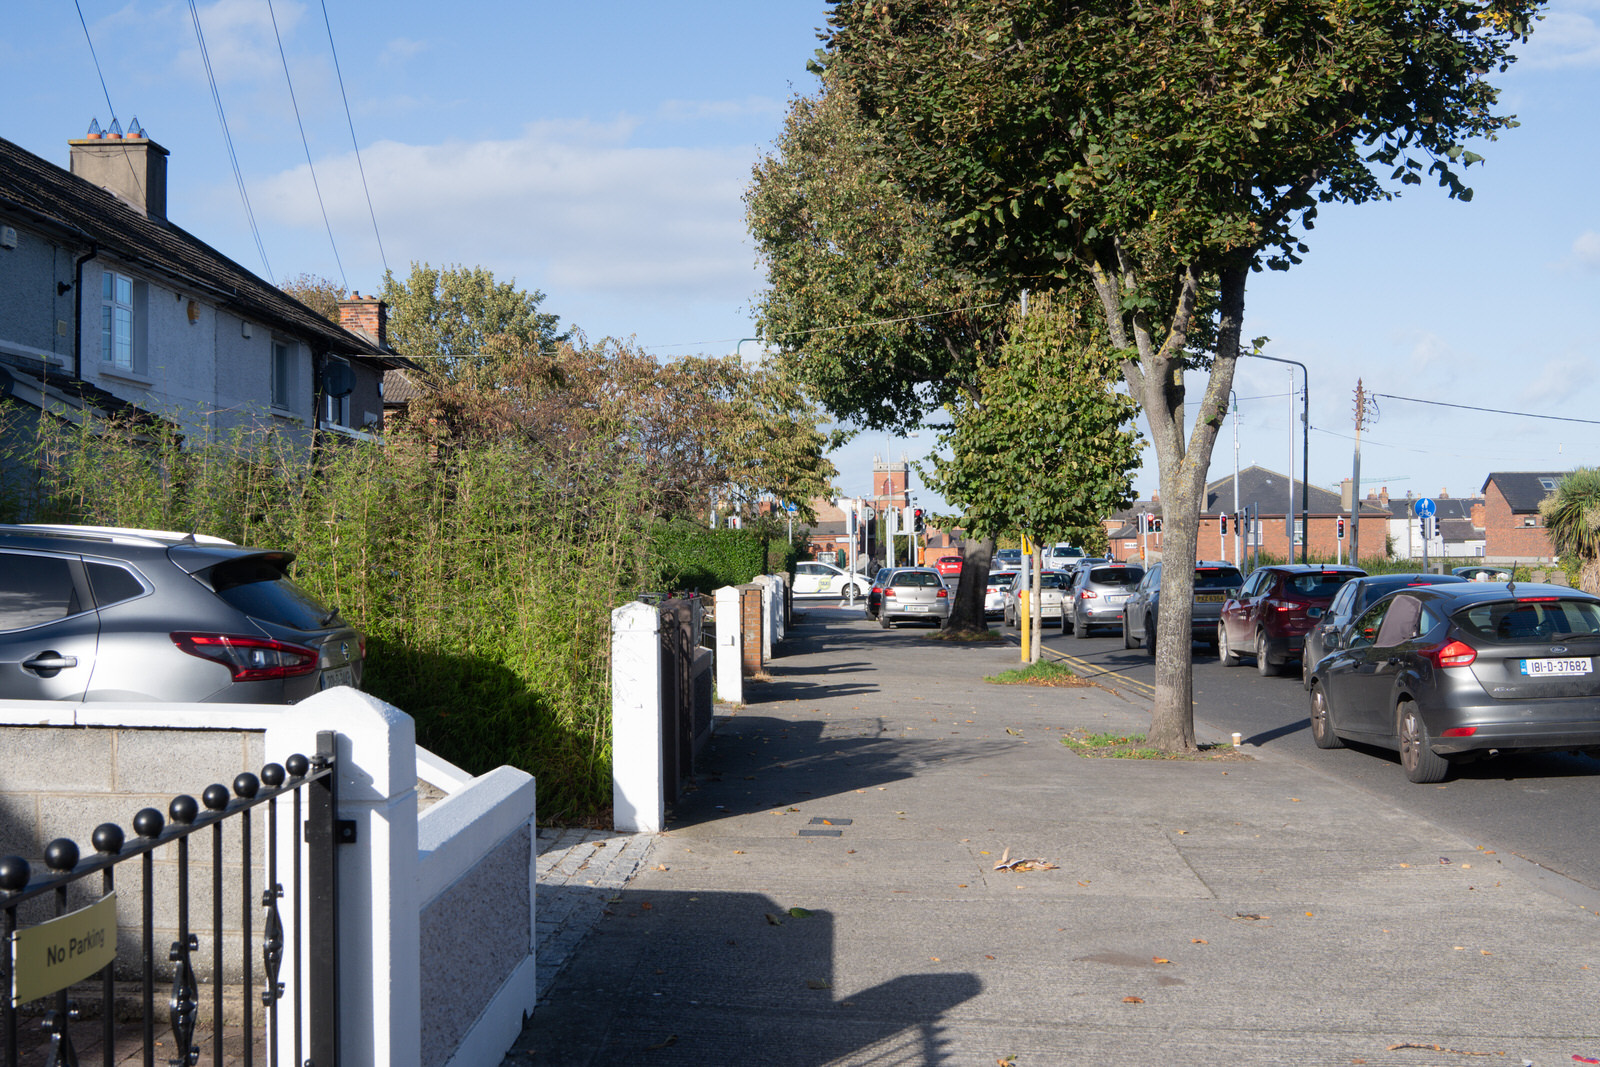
[379,262,567,381]
[1540,469,1600,595]
[800,0,1539,749]
[279,273,346,323]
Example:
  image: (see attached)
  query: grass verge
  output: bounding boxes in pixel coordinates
[1060,729,1252,761]
[986,660,1096,687]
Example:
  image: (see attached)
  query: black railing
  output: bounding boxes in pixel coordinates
[0,731,342,1067]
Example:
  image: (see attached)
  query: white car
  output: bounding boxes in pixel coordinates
[793,560,871,598]
[985,570,1016,618]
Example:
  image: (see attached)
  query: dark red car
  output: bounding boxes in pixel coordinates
[934,555,963,578]
[1218,564,1366,676]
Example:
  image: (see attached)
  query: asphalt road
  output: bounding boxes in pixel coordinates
[1021,616,1600,898]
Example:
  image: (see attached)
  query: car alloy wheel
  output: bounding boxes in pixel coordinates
[1074,608,1089,639]
[1143,618,1156,658]
[1219,622,1239,666]
[1255,631,1279,677]
[1122,615,1135,649]
[1398,703,1449,783]
[1309,685,1345,750]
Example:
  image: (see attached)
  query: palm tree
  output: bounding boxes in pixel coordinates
[1539,468,1600,594]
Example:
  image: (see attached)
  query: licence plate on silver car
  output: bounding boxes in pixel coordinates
[320,666,355,689]
[906,605,929,612]
[1519,658,1592,676]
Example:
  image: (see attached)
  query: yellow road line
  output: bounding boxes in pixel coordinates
[1003,633,1156,698]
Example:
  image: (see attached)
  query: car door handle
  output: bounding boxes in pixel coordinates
[22,652,79,673]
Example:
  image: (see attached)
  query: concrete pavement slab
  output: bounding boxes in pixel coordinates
[508,604,1600,1066]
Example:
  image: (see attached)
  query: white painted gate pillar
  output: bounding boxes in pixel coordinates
[714,585,743,706]
[611,600,664,832]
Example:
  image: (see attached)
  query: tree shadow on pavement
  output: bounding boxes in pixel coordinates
[521,892,982,1066]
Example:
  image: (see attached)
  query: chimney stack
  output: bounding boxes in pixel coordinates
[70,121,168,221]
[337,292,388,350]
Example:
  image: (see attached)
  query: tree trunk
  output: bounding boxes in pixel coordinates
[1097,255,1248,754]
[948,537,994,632]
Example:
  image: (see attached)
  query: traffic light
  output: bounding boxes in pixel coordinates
[1220,514,1228,536]
[1337,516,1346,540]
[1151,515,1162,534]
[913,508,925,533]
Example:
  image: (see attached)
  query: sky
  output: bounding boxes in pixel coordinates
[5,1,1599,517]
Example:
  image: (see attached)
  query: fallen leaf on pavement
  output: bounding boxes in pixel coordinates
[788,907,813,918]
[1191,939,1208,944]
[1123,996,1143,1004]
[645,1035,677,1050]
[806,978,832,990]
[764,914,783,926]
[1233,913,1268,921]
[1385,1041,1492,1056]
[1152,957,1172,965]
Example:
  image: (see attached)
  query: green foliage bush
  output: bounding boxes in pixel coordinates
[647,519,802,593]
[3,406,662,825]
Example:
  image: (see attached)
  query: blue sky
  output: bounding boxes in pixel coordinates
[5,1,1598,515]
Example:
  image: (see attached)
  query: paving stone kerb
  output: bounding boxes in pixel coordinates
[514,606,1600,1066]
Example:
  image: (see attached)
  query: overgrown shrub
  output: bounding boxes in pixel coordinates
[3,407,654,824]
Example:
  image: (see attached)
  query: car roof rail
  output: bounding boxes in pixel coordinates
[3,523,237,547]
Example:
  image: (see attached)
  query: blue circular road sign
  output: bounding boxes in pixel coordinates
[1414,497,1436,518]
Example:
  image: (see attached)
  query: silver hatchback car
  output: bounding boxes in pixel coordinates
[0,524,364,702]
[877,567,951,629]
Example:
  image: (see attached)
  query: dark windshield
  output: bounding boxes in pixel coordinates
[209,557,337,630]
[1089,567,1142,586]
[1195,568,1244,589]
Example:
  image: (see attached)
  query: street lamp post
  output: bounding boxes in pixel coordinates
[1241,352,1310,564]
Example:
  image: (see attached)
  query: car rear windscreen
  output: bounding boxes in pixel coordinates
[1287,572,1360,598]
[209,558,337,630]
[892,572,943,588]
[1089,567,1142,585]
[1195,568,1244,589]
[1453,598,1600,642]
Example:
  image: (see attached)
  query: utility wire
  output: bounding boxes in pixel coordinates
[266,0,345,288]
[1374,392,1600,427]
[73,0,116,122]
[187,0,273,282]
[320,0,390,278]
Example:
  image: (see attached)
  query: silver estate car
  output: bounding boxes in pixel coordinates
[1,524,364,702]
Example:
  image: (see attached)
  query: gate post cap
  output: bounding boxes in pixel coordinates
[0,855,29,890]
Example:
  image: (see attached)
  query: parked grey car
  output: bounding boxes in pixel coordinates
[878,567,950,629]
[1302,573,1468,685]
[1307,582,1600,782]
[1065,563,1144,638]
[0,524,364,702]
[1121,561,1244,654]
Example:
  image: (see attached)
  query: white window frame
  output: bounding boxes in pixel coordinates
[1292,519,1304,546]
[101,270,134,370]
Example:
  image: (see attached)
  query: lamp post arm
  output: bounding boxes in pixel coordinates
[1241,352,1310,563]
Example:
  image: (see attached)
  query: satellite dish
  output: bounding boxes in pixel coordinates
[323,360,354,398]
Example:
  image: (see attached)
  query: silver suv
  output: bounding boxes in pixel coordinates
[1121,561,1244,655]
[0,524,364,702]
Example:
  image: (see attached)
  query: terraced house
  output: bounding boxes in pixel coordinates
[0,127,404,470]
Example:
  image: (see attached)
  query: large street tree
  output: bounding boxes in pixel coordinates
[747,79,1140,632]
[1540,469,1600,595]
[380,262,567,381]
[809,0,1539,748]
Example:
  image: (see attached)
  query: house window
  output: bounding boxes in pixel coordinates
[1293,519,1304,546]
[1524,516,1538,527]
[272,341,295,409]
[1540,478,1558,491]
[101,271,134,369]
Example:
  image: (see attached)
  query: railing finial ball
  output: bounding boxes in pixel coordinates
[169,794,199,825]
[202,784,230,811]
[234,772,261,798]
[0,855,30,891]
[92,823,126,855]
[43,837,80,872]
[133,807,165,839]
[285,753,310,778]
[261,762,286,787]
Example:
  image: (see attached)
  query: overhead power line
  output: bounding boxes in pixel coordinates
[1374,392,1600,427]
[267,0,346,289]
[187,0,273,282]
[319,0,389,278]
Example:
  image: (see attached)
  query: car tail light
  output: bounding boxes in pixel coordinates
[1422,640,1477,669]
[1517,596,1559,602]
[937,588,948,598]
[171,632,319,682]
[1441,726,1478,738]
[884,589,897,598]
[1079,590,1097,600]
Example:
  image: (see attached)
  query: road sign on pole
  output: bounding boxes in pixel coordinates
[1414,497,1436,518]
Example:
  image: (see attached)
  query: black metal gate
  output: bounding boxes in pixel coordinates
[0,730,343,1066]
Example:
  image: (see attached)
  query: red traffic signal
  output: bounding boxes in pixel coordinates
[1337,516,1346,539]
[1220,514,1228,536]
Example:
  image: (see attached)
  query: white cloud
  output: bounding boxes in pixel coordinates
[1570,230,1600,272]
[179,0,308,86]
[657,96,786,122]
[252,119,761,307]
[1514,8,1600,70]
[1520,354,1596,408]
[380,37,428,64]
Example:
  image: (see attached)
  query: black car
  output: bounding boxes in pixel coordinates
[1301,572,1468,684]
[1306,582,1600,783]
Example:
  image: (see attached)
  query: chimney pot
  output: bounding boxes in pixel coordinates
[70,133,168,220]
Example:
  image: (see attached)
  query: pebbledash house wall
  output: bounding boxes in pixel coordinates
[1482,480,1557,561]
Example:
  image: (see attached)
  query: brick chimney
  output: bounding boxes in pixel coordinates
[1379,486,1389,507]
[337,292,388,349]
[70,123,168,221]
